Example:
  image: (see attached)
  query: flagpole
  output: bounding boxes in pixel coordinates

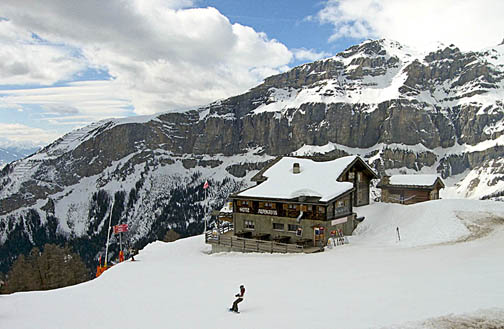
[203,180,210,235]
[204,186,207,234]
[104,199,114,268]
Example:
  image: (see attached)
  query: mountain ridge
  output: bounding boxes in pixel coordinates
[1,38,504,274]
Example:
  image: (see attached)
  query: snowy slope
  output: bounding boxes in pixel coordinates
[445,158,504,200]
[2,199,504,329]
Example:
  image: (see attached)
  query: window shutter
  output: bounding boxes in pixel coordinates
[259,202,264,208]
[283,204,288,210]
[301,205,307,212]
[237,200,242,206]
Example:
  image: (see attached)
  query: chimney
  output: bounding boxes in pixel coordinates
[293,163,300,174]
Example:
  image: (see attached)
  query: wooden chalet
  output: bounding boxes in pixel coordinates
[225,155,377,249]
[377,175,445,205]
[212,201,233,223]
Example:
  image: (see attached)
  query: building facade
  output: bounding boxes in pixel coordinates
[230,156,377,247]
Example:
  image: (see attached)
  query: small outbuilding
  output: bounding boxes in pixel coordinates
[378,174,445,205]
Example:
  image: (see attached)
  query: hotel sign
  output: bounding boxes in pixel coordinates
[331,217,349,226]
[239,207,250,213]
[258,209,278,216]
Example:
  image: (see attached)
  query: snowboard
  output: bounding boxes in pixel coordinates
[228,308,240,314]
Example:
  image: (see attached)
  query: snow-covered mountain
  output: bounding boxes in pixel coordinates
[2,200,504,329]
[1,38,504,275]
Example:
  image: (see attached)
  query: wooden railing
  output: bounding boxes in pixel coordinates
[205,231,305,253]
[210,223,233,235]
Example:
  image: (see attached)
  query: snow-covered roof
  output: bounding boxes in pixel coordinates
[237,156,358,202]
[388,174,443,187]
[219,201,233,213]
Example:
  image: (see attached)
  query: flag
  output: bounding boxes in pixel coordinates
[203,180,209,189]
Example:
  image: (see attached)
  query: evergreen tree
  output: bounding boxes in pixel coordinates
[163,229,181,242]
[3,244,90,293]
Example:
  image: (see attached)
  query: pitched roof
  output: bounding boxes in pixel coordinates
[236,156,361,202]
[386,175,445,188]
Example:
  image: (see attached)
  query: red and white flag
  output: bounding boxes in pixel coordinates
[113,224,129,234]
[203,180,209,189]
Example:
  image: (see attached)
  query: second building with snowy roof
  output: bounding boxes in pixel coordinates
[377,175,445,205]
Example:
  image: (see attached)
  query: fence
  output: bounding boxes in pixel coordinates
[205,230,305,254]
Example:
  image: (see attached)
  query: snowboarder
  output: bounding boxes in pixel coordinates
[230,285,245,313]
[396,226,401,242]
[129,247,136,261]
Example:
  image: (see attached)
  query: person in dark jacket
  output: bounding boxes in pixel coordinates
[230,285,245,313]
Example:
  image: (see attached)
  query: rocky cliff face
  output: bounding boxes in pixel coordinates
[1,39,504,273]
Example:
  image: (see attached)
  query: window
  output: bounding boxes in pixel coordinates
[260,202,276,210]
[273,223,284,231]
[288,204,298,210]
[334,199,349,215]
[317,206,325,214]
[244,220,255,230]
[288,224,300,232]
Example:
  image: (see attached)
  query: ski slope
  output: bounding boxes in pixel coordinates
[2,199,504,329]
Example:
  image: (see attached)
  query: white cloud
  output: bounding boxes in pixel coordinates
[0,123,61,146]
[0,21,85,85]
[0,0,293,116]
[0,81,133,122]
[293,48,332,62]
[316,0,504,51]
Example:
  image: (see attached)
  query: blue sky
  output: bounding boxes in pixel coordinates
[0,0,502,148]
[199,0,358,61]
